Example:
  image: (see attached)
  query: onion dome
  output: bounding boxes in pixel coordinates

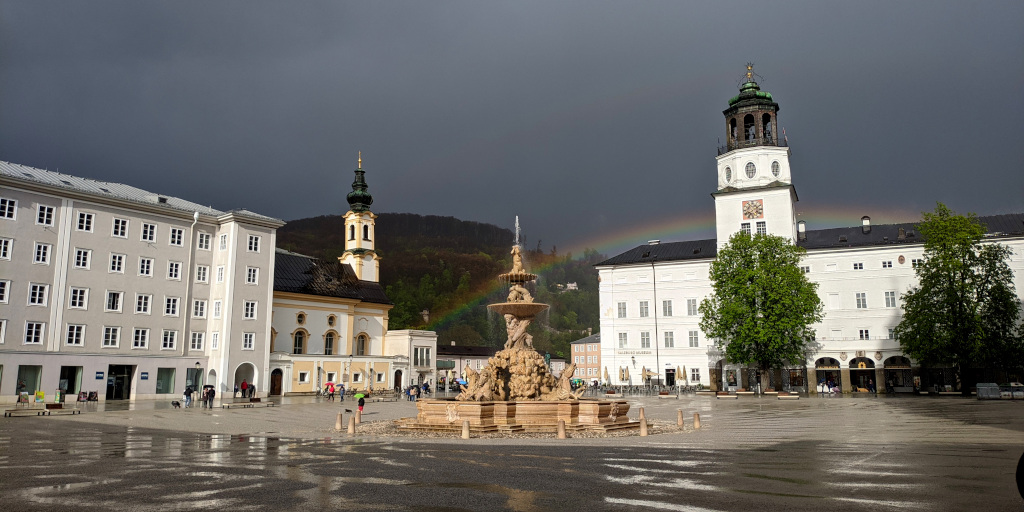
[346,152,373,213]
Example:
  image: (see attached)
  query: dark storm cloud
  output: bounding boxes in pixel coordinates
[2,1,1022,255]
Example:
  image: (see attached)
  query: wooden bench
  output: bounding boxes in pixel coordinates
[5,408,50,417]
[370,396,399,403]
[716,394,738,400]
[222,401,255,409]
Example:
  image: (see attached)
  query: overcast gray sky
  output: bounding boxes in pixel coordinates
[2,2,1022,256]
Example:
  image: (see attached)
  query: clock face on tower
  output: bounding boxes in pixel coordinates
[742,199,764,220]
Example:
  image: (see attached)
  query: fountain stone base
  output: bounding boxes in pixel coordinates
[397,399,640,433]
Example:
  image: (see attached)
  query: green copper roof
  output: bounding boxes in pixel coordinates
[727,79,774,106]
[346,167,373,213]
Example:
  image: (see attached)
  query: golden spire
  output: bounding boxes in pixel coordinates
[358,151,362,168]
[745,63,754,81]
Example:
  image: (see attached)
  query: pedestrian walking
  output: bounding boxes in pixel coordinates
[356,394,366,413]
[327,382,335,401]
[411,385,419,402]
[339,384,346,402]
[183,386,193,408]
[240,380,248,398]
[208,387,216,408]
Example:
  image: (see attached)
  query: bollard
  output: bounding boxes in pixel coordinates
[639,418,648,436]
[356,409,362,424]
[693,412,701,430]
[461,420,470,439]
[638,407,645,421]
[557,419,566,440]
[335,412,344,431]
[677,409,684,428]
[347,416,356,434]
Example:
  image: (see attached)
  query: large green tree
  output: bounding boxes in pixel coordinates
[699,231,823,388]
[894,204,1022,393]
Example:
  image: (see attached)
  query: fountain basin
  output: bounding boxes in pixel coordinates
[398,399,640,433]
[487,302,549,318]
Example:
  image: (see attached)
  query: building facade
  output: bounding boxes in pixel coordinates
[569,334,601,383]
[597,69,1024,393]
[0,160,283,403]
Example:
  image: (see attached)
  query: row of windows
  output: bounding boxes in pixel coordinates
[0,197,263,252]
[828,291,899,309]
[574,367,601,376]
[617,331,700,348]
[808,259,924,273]
[825,328,899,341]
[572,344,599,352]
[617,299,698,318]
[291,332,367,356]
[0,319,248,350]
[573,355,600,364]
[0,282,251,319]
[739,221,767,235]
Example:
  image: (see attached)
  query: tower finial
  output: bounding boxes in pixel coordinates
[358,151,362,169]
[745,62,754,81]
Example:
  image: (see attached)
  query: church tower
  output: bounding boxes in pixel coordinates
[339,153,380,282]
[713,64,798,246]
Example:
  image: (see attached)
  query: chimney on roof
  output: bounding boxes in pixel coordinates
[797,220,806,242]
[861,216,871,234]
[648,240,660,245]
[898,227,906,241]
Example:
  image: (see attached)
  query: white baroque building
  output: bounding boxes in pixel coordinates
[597,70,1024,393]
[0,160,283,403]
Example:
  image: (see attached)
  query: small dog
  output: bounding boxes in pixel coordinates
[171,401,181,409]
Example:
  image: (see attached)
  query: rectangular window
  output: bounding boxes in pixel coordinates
[662,300,673,317]
[298,371,309,383]
[112,218,129,238]
[106,291,123,312]
[0,197,16,219]
[618,332,627,348]
[855,292,867,309]
[616,302,626,318]
[664,331,674,348]
[640,331,650,348]
[242,332,255,350]
[190,332,204,351]
[103,326,120,348]
[197,232,211,250]
[193,299,207,318]
[36,205,54,226]
[161,330,177,350]
[211,332,219,350]
[141,223,156,242]
[884,291,897,308]
[756,221,766,235]
[76,212,94,232]
[247,234,261,252]
[853,262,864,270]
[169,228,184,246]
[34,243,51,264]
[109,253,125,273]
[155,368,176,394]
[135,294,152,314]
[691,368,701,382]
[414,347,432,366]
[246,267,259,285]
[69,287,89,309]
[139,257,153,276]
[687,298,698,316]
[689,330,699,347]
[740,223,751,234]
[859,329,870,340]
[888,328,896,340]
[0,280,8,303]
[196,265,209,283]
[28,283,49,306]
[0,319,6,343]
[133,328,149,349]
[882,260,893,269]
[167,261,181,280]
[164,297,179,316]
[66,324,85,346]
[25,322,45,344]
[639,301,649,318]
[219,234,228,250]
[216,266,225,283]
[911,258,924,269]
[74,248,91,269]
[243,301,257,319]
[213,300,222,319]
[800,266,810,274]
[0,238,10,259]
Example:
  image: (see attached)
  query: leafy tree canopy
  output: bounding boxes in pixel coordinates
[699,231,823,371]
[894,203,1022,382]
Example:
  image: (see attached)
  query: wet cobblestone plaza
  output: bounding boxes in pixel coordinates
[1,395,1021,511]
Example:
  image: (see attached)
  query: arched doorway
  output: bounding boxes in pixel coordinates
[393,370,403,392]
[815,357,842,393]
[709,360,723,392]
[849,357,876,391]
[270,369,283,396]
[207,369,218,393]
[883,356,913,393]
[234,363,257,397]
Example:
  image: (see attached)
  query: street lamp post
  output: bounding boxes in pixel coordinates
[192,361,200,407]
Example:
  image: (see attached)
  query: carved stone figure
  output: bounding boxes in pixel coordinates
[507,283,533,303]
[541,363,585,401]
[511,245,524,274]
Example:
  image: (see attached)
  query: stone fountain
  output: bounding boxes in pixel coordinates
[399,221,639,434]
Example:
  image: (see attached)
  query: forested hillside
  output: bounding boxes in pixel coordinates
[277,213,603,359]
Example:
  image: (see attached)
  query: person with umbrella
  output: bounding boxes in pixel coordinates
[354,392,366,413]
[326,382,336,402]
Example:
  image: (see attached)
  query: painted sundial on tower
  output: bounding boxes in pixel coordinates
[742,199,764,219]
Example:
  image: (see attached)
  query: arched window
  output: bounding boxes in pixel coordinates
[771,161,780,177]
[362,225,370,241]
[762,113,773,141]
[743,114,755,141]
[293,332,305,354]
[724,166,732,183]
[356,334,367,356]
[745,162,756,178]
[327,315,336,327]
[296,313,305,325]
[729,118,738,142]
[348,225,355,241]
[324,333,334,355]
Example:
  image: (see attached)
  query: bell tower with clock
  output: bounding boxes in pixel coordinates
[713,64,798,247]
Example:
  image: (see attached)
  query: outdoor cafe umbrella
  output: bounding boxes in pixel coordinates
[623,366,630,381]
[679,366,685,384]
[604,367,610,384]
